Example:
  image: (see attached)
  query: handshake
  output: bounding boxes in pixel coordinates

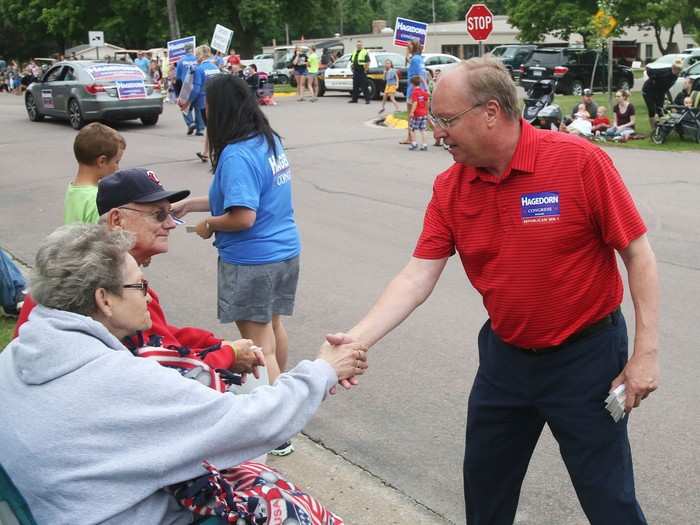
[318,332,368,390]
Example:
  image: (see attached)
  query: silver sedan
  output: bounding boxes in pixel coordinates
[25,61,163,129]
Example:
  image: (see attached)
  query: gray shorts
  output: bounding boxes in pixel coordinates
[217,256,299,324]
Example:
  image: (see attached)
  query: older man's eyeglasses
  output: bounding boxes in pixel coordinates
[118,206,173,223]
[123,279,149,297]
[428,102,483,130]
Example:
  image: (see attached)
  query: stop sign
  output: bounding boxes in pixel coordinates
[465,4,494,41]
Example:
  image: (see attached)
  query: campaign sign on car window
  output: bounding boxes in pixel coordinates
[86,64,145,82]
[393,17,428,48]
[115,79,147,100]
[168,35,197,64]
[41,89,54,109]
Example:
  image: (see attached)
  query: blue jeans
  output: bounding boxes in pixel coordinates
[464,310,647,525]
[193,106,206,134]
[181,105,194,129]
[0,250,25,311]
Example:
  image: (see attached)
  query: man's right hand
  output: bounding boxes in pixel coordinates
[324,332,364,392]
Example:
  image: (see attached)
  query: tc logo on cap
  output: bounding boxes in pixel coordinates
[145,170,161,185]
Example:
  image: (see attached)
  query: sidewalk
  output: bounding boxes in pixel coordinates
[269,435,451,524]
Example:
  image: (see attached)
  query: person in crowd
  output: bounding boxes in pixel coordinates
[306,45,320,101]
[227,49,242,75]
[673,77,694,106]
[401,39,427,144]
[174,42,197,135]
[214,50,225,69]
[16,168,265,379]
[349,40,370,104]
[65,123,125,224]
[149,60,163,88]
[2,223,367,525]
[378,59,400,114]
[245,63,261,92]
[591,106,611,135]
[135,51,150,75]
[565,103,593,137]
[172,75,302,457]
[181,45,219,161]
[291,46,309,101]
[606,89,636,141]
[19,66,38,93]
[326,57,658,525]
[642,57,683,129]
[570,88,598,120]
[0,249,25,317]
[408,75,430,151]
[0,56,6,72]
[0,71,8,93]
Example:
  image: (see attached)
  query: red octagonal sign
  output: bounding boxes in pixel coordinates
[465,4,494,41]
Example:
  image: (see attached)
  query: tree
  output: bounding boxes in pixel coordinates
[622,0,698,54]
[503,0,599,42]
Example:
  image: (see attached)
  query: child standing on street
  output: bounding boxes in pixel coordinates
[378,59,399,114]
[408,75,429,151]
[64,123,125,224]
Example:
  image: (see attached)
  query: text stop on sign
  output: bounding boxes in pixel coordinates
[465,3,494,41]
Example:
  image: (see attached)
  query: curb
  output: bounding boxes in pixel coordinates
[268,434,452,524]
[383,114,408,129]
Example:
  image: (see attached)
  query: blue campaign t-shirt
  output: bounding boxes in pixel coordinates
[190,60,219,109]
[209,135,301,265]
[175,53,197,82]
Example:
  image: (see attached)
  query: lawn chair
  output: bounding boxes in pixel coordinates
[0,465,37,525]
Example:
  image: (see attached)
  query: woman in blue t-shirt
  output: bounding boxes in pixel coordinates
[173,75,301,395]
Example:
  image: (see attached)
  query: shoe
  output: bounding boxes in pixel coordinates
[399,139,411,145]
[433,141,442,147]
[297,97,304,101]
[186,126,195,136]
[310,97,318,102]
[420,145,428,151]
[196,152,209,162]
[195,132,204,136]
[269,441,294,456]
[348,100,358,103]
[378,108,385,114]
[408,143,418,151]
[365,100,370,104]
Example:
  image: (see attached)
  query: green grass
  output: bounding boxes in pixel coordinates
[273,83,296,94]
[0,316,15,351]
[391,92,700,152]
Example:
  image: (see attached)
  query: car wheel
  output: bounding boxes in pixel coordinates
[650,125,667,145]
[317,81,326,96]
[141,115,159,126]
[276,74,289,85]
[366,79,378,100]
[571,80,584,97]
[68,99,85,130]
[25,93,44,122]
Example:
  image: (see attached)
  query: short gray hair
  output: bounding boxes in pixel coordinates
[31,224,134,316]
[459,57,520,122]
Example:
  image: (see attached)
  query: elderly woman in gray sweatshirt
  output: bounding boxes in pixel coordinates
[0,224,367,525]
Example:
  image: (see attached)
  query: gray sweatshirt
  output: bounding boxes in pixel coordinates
[0,305,337,525]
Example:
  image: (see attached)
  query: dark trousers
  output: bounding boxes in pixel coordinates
[351,68,370,102]
[464,310,647,525]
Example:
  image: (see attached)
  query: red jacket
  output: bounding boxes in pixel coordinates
[14,288,235,370]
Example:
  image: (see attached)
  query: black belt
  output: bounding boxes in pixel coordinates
[519,307,620,355]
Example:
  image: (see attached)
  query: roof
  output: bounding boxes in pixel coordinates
[65,42,125,54]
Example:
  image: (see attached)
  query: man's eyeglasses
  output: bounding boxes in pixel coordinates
[123,279,149,297]
[428,102,483,130]
[118,206,174,223]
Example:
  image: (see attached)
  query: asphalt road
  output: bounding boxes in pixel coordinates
[1,91,698,524]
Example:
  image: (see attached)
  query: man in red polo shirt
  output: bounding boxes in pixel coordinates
[327,58,658,524]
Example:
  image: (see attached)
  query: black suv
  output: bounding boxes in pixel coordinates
[519,48,634,95]
[490,44,537,80]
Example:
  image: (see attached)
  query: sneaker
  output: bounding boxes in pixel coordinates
[196,152,209,163]
[365,100,370,104]
[186,125,195,136]
[297,97,305,102]
[378,107,385,114]
[195,132,204,136]
[408,143,418,151]
[348,100,358,103]
[310,97,318,102]
[420,145,428,151]
[269,441,294,456]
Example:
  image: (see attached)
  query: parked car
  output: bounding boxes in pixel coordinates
[643,51,700,83]
[319,51,407,99]
[422,53,461,78]
[519,48,634,96]
[669,61,700,101]
[489,44,536,80]
[25,61,163,129]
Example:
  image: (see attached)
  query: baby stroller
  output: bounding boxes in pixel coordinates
[651,81,700,145]
[522,79,562,130]
[256,71,274,106]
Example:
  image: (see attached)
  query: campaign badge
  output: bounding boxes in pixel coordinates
[520,191,560,223]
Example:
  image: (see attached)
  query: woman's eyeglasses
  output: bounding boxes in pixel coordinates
[123,279,149,297]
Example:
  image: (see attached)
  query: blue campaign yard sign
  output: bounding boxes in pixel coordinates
[393,17,428,48]
[167,35,196,64]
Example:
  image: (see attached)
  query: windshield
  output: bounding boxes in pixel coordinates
[527,51,562,67]
[656,54,682,64]
[273,47,309,70]
[492,47,517,58]
[376,53,405,67]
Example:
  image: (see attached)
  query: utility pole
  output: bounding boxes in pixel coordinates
[285,23,290,45]
[432,0,436,23]
[166,0,181,40]
[339,0,344,35]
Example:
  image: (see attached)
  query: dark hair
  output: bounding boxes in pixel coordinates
[206,74,279,169]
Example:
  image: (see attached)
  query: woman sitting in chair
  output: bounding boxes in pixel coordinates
[0,224,366,525]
